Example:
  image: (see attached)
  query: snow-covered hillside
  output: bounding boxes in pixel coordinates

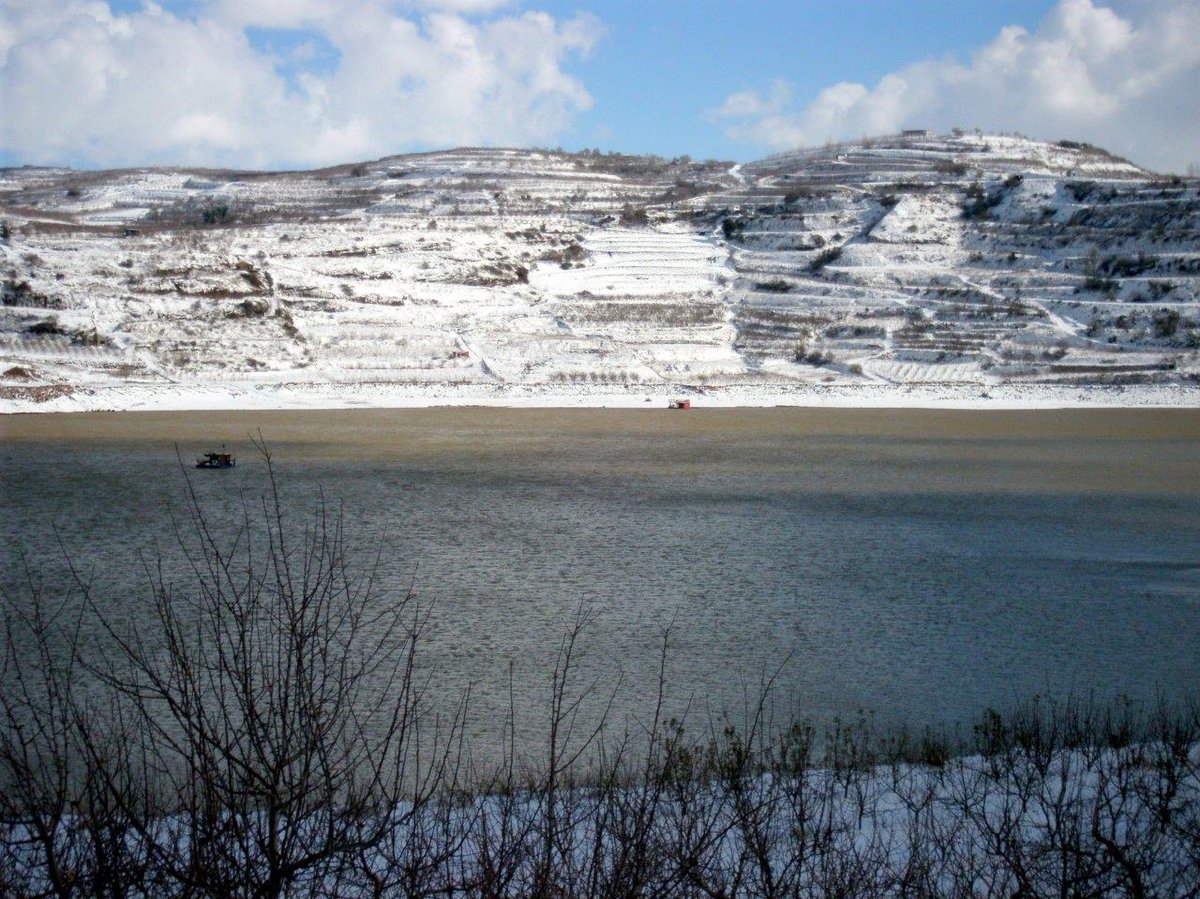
[2,134,1198,411]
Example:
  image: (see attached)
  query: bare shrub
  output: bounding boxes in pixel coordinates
[618,205,648,227]
[1,441,464,898]
[809,246,843,272]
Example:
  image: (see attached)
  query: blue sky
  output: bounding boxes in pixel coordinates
[3,1,1198,171]
[531,0,1061,159]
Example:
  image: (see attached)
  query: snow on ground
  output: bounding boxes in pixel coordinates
[2,134,1198,414]
[529,225,727,297]
[5,379,1199,415]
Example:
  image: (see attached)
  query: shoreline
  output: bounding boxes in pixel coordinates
[3,379,1200,415]
[7,402,1200,484]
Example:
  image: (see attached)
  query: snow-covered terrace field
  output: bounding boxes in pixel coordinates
[2,135,1198,412]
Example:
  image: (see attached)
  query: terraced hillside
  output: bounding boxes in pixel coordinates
[2,134,1197,409]
[695,134,1199,391]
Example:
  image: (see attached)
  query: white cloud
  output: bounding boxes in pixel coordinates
[710,0,1200,173]
[711,79,792,119]
[0,0,603,168]
[413,0,515,13]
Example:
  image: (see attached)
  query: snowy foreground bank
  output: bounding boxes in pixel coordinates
[4,727,1198,897]
[4,379,1200,414]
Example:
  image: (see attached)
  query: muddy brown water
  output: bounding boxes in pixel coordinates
[5,405,1200,489]
[4,407,1200,760]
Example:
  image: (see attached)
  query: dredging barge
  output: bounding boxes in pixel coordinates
[195,450,235,469]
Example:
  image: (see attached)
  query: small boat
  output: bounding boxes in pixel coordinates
[668,398,692,410]
[196,450,235,469]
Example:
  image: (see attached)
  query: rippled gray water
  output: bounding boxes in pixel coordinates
[4,409,1199,756]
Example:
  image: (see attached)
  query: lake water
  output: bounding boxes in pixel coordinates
[3,407,1199,757]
